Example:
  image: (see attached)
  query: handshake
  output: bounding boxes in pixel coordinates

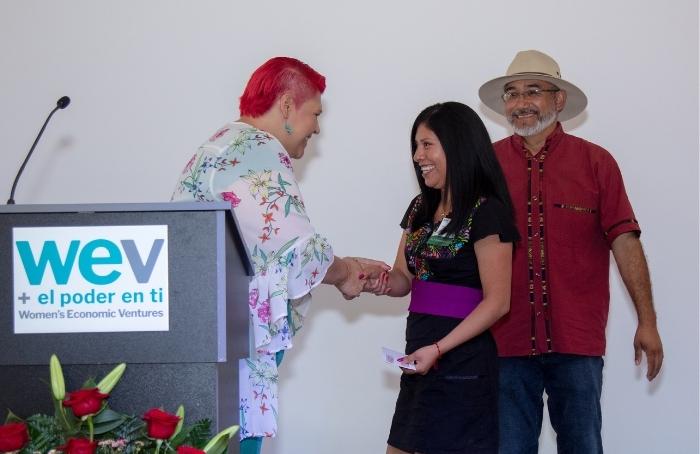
[333,256,392,300]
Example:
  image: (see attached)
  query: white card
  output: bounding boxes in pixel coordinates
[434,216,451,235]
[381,346,416,370]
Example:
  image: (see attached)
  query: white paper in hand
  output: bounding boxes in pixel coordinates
[382,346,416,370]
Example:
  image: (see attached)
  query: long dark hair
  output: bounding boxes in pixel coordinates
[410,102,513,235]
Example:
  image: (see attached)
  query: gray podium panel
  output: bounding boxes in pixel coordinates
[0,203,251,451]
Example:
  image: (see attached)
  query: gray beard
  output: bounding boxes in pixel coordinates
[509,110,557,137]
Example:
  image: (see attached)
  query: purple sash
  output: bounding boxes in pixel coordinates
[409,279,483,319]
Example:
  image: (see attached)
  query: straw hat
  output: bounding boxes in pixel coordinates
[478,50,587,122]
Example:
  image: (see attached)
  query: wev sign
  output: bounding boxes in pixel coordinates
[13,225,169,333]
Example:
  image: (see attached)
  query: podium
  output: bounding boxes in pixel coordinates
[0,202,251,449]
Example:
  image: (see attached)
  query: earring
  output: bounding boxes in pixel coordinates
[284,121,293,135]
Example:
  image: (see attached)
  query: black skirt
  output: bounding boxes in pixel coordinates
[387,313,499,454]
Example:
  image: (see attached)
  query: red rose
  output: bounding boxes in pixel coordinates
[176,445,205,454]
[58,438,97,454]
[62,388,109,417]
[0,422,29,452]
[142,408,181,439]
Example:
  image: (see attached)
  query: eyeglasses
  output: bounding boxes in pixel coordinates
[501,87,560,103]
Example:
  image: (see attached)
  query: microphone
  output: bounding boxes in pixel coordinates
[7,96,71,204]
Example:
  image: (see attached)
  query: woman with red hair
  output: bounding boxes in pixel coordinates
[172,57,387,453]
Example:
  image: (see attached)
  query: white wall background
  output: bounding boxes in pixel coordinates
[1,1,697,453]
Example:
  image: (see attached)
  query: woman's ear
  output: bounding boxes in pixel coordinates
[279,92,294,119]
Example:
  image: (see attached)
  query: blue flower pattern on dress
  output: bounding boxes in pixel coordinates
[172,122,333,439]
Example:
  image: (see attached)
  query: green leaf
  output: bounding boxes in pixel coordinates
[81,377,98,389]
[4,410,23,424]
[278,174,291,188]
[92,408,123,424]
[25,414,64,453]
[111,414,146,441]
[175,419,210,449]
[55,399,81,433]
[169,405,185,442]
[271,237,299,262]
[284,197,292,217]
[203,424,238,454]
[92,415,126,435]
[167,425,193,448]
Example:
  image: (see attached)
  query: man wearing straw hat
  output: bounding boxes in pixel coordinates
[479,50,664,453]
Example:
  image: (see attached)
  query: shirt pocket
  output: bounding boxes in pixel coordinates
[548,201,600,249]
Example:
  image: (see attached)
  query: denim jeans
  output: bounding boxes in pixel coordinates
[498,354,603,454]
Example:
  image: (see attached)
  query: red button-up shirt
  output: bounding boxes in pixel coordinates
[491,123,640,357]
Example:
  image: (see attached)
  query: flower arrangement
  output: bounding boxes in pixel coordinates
[0,355,238,454]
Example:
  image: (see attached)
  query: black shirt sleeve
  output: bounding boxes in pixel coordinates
[400,195,422,230]
[471,197,520,243]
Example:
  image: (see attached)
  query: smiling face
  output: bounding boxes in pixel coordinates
[284,92,322,159]
[504,79,565,137]
[413,123,447,191]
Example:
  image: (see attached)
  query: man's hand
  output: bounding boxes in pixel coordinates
[611,233,663,381]
[634,323,664,381]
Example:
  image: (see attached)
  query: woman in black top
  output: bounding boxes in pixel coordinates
[369,102,518,454]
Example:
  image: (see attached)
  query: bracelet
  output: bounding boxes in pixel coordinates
[432,342,442,370]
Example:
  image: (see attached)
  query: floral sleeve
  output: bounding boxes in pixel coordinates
[172,123,334,439]
[206,126,334,353]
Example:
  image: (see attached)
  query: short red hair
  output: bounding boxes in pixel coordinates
[239,57,326,117]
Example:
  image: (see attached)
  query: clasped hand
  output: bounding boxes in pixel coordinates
[336,257,391,300]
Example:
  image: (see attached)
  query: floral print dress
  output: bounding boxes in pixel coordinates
[171,122,333,439]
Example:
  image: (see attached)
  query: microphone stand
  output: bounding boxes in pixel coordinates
[7,96,70,204]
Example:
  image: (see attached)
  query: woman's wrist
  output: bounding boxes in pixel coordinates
[336,257,352,287]
[433,342,442,358]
